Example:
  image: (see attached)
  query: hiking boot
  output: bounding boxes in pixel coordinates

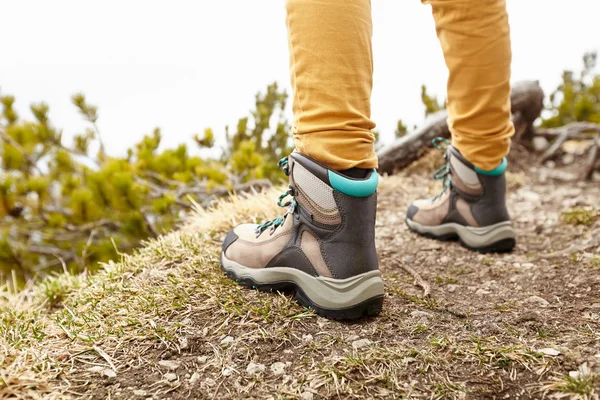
[220,152,384,320]
[405,140,516,253]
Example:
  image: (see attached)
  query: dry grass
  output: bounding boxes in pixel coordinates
[1,172,599,399]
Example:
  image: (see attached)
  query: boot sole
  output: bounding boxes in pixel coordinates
[220,252,384,320]
[405,219,516,253]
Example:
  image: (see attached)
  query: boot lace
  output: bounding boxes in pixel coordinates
[431,137,451,201]
[254,156,298,238]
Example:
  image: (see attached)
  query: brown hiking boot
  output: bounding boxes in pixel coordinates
[221,152,384,320]
[406,140,516,253]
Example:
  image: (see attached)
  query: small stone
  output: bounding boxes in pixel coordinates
[246,362,266,375]
[562,153,575,165]
[283,349,293,354]
[189,372,200,384]
[521,263,535,269]
[475,289,491,296]
[447,284,459,293]
[532,136,549,153]
[103,369,117,378]
[410,310,431,319]
[164,373,177,382]
[178,337,189,350]
[569,370,580,379]
[346,334,360,342]
[220,336,234,345]
[87,366,104,373]
[197,355,209,363]
[181,318,192,325]
[526,295,549,307]
[352,339,372,350]
[270,362,286,376]
[205,377,216,387]
[538,348,561,356]
[133,389,147,397]
[300,392,314,400]
[590,303,600,309]
[158,360,180,370]
[222,368,232,377]
[302,334,313,342]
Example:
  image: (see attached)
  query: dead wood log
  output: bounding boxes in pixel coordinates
[377,81,545,175]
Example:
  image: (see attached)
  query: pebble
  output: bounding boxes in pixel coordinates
[538,348,561,356]
[133,389,147,397]
[178,337,189,350]
[475,289,491,296]
[158,360,180,370]
[220,336,234,345]
[526,295,550,307]
[270,362,286,376]
[302,334,313,342]
[352,339,372,350]
[300,392,314,400]
[198,355,209,363]
[521,263,535,269]
[189,373,200,384]
[447,284,459,293]
[246,362,266,375]
[164,373,177,382]
[103,369,116,378]
[205,377,216,387]
[532,137,549,152]
[222,368,232,377]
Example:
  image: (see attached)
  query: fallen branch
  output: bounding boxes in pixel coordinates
[377,81,545,175]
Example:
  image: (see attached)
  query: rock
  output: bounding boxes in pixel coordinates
[410,310,431,319]
[158,360,180,370]
[178,337,189,350]
[246,362,266,375]
[198,355,209,363]
[87,366,105,373]
[270,362,286,376]
[164,373,177,382]
[346,334,360,342]
[475,289,491,296]
[103,369,117,378]
[133,389,147,397]
[521,262,535,269]
[532,137,549,153]
[352,339,372,350]
[181,317,192,325]
[302,334,313,342]
[205,377,216,387]
[526,295,549,307]
[538,348,561,356]
[220,336,234,345]
[447,284,459,293]
[189,372,200,384]
[300,392,314,400]
[562,153,575,165]
[518,190,541,204]
[222,368,232,377]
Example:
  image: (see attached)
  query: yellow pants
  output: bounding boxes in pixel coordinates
[285,0,514,171]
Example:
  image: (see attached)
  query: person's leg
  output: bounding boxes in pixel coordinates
[287,0,377,171]
[406,0,516,252]
[221,0,384,320]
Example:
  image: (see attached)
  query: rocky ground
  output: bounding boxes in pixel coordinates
[1,153,599,400]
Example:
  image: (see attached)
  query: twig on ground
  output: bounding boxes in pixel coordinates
[392,259,431,298]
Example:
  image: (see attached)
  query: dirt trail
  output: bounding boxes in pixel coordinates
[54,165,600,400]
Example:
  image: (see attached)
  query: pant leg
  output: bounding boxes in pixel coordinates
[424,0,514,171]
[285,0,377,170]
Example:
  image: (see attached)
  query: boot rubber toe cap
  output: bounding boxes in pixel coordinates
[406,204,419,221]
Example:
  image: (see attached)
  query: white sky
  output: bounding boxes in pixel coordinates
[1,0,599,156]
